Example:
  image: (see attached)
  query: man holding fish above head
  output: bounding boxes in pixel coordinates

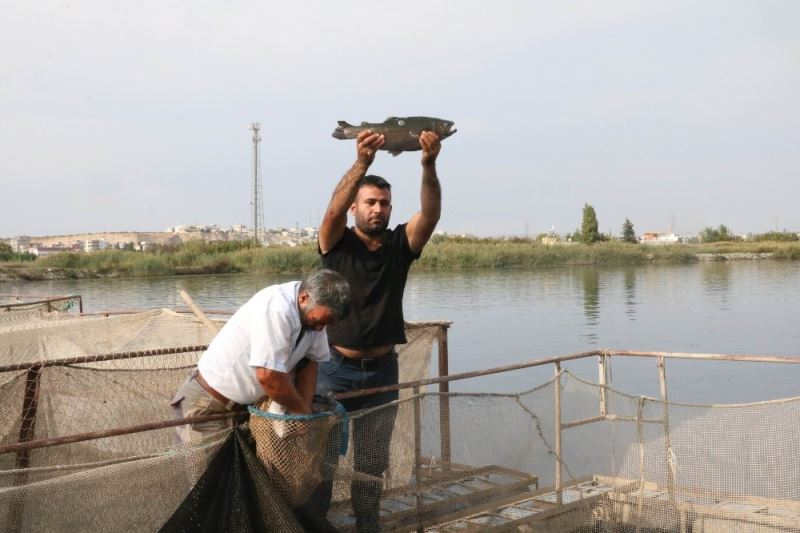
[306,120,446,532]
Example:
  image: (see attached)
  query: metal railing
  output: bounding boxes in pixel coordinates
[0,294,83,313]
[2,320,799,508]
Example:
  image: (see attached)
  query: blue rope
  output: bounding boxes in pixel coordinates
[248,400,349,456]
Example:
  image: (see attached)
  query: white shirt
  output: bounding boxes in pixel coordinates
[198,281,330,405]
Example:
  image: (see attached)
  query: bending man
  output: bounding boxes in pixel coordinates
[171,269,351,443]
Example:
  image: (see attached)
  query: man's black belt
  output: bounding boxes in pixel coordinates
[332,349,395,371]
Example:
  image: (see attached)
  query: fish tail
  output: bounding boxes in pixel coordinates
[332,120,357,140]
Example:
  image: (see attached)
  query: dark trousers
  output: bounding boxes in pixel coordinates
[303,348,399,533]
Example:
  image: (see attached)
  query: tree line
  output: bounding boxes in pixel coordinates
[567,204,798,244]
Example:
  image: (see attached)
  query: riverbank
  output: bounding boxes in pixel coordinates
[1,239,799,281]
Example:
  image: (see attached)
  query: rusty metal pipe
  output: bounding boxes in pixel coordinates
[0,412,246,456]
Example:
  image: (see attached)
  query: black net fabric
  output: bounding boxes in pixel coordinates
[161,427,302,533]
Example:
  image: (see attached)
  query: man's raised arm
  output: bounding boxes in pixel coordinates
[319,130,385,254]
[406,131,442,254]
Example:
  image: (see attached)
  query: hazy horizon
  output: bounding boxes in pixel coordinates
[2,2,798,238]
[1,220,794,241]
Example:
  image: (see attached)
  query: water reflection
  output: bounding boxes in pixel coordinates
[580,268,600,344]
[623,268,637,321]
[701,263,732,311]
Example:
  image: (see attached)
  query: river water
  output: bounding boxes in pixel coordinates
[3,261,798,403]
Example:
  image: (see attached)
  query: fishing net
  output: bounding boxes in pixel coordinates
[0,295,81,327]
[0,309,220,473]
[1,307,800,532]
[313,372,800,532]
[0,308,219,367]
[249,397,347,507]
[0,310,441,531]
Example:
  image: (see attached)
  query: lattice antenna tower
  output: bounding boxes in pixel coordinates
[249,123,264,243]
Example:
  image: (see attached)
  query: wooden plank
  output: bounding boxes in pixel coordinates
[392,478,542,532]
[382,463,534,498]
[330,464,540,533]
[388,469,539,531]
[428,476,611,532]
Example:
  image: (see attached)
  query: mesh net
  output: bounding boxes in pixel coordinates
[1,308,799,532]
[0,308,219,366]
[0,310,439,531]
[249,397,344,507]
[0,309,221,474]
[276,371,797,532]
[0,295,81,327]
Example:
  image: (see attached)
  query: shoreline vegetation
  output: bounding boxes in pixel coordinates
[1,237,800,282]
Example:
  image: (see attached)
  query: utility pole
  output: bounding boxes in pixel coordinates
[250,123,264,244]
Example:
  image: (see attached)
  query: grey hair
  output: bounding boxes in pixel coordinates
[299,269,351,320]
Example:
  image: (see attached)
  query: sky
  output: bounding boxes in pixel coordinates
[1,1,798,238]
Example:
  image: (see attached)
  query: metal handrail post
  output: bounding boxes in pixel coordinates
[7,365,43,533]
[658,355,676,507]
[412,386,424,533]
[437,324,452,466]
[554,361,562,505]
[598,351,608,417]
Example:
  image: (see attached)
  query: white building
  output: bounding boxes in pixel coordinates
[83,239,109,253]
[10,236,31,253]
[640,232,679,245]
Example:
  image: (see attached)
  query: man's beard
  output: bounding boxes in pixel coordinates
[355,215,389,237]
[297,302,314,331]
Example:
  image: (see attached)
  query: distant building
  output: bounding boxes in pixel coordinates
[641,232,679,245]
[83,239,109,253]
[10,236,31,253]
[29,246,63,257]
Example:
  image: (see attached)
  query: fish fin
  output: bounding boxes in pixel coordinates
[385,116,399,122]
[389,150,402,157]
[337,120,352,127]
[360,121,370,126]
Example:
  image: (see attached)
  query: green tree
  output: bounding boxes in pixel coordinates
[580,203,601,244]
[621,218,637,243]
[700,224,736,243]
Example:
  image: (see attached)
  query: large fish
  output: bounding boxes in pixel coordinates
[332,116,456,156]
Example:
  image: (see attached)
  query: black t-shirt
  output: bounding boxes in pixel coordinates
[321,224,420,348]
